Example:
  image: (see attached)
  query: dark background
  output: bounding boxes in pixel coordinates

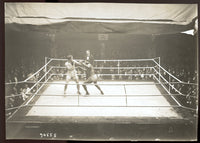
[5,24,197,74]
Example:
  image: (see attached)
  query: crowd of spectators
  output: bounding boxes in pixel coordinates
[93,61,155,81]
[156,64,198,110]
[5,59,45,118]
[162,66,198,109]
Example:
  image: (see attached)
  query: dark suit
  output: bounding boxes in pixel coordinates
[85,54,94,65]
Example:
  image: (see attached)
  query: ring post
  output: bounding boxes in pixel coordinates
[131,69,133,80]
[45,57,47,81]
[117,60,120,75]
[78,91,80,106]
[123,84,127,107]
[169,75,171,94]
[158,57,160,82]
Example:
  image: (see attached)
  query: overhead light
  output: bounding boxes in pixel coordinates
[181,29,194,36]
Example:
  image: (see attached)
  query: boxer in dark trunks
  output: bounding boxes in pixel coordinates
[81,60,104,95]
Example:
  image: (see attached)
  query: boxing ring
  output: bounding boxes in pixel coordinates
[5,57,198,140]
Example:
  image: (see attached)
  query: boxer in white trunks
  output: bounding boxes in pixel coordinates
[64,55,81,95]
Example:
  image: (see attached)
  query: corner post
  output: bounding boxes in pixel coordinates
[158,57,160,82]
[45,57,47,81]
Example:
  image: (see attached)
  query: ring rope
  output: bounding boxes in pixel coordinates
[5,74,198,85]
[5,58,197,85]
[5,72,196,111]
[5,57,197,113]
[48,66,155,69]
[95,59,154,62]
[7,80,185,86]
[46,56,160,60]
[5,77,198,86]
[153,67,183,95]
[5,59,53,85]
[25,72,53,106]
[24,59,53,82]
[5,90,197,111]
[24,104,181,108]
[5,80,26,85]
[24,67,53,96]
[5,91,197,99]
[153,74,182,107]
[53,73,154,75]
[5,71,197,111]
[153,59,182,83]
[181,105,198,111]
[6,101,197,111]
[5,93,196,98]
[48,58,155,62]
[5,68,53,121]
